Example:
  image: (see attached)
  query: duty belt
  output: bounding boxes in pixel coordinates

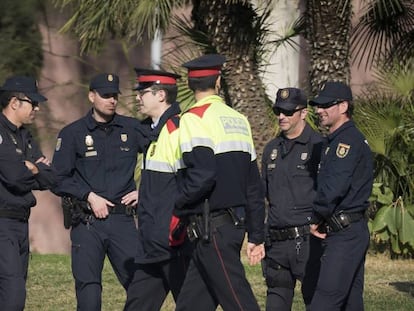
[268,225,310,241]
[0,208,30,222]
[186,209,236,242]
[109,204,136,215]
[325,211,365,232]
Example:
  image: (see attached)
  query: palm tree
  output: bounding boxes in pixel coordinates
[56,0,284,157]
[303,0,352,94]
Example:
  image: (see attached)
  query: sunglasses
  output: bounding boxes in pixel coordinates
[17,98,39,109]
[273,107,304,116]
[314,100,344,109]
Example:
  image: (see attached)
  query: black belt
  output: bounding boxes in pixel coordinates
[0,209,30,222]
[326,211,365,232]
[109,204,136,215]
[268,225,310,241]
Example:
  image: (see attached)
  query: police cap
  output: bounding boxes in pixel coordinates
[133,68,181,90]
[89,73,121,96]
[309,81,352,108]
[182,54,226,78]
[0,76,47,102]
[273,87,307,112]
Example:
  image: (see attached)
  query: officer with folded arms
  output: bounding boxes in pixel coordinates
[0,76,56,310]
[262,87,323,310]
[52,73,147,310]
[309,81,373,310]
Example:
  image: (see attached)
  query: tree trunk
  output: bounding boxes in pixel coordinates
[191,0,275,159]
[306,0,352,94]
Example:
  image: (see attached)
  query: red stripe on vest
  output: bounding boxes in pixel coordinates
[166,119,178,133]
[188,103,211,118]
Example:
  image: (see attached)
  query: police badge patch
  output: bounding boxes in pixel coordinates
[270,149,278,161]
[336,143,350,158]
[121,134,127,142]
[55,138,62,151]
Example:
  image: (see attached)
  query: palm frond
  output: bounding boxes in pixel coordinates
[351,0,414,70]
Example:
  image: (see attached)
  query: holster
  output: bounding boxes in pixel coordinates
[61,196,90,229]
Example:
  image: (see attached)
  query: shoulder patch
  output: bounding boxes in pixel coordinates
[188,103,211,118]
[166,115,180,133]
[336,143,350,158]
[55,138,62,151]
[0,134,2,145]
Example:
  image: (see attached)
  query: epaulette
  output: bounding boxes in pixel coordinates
[166,115,180,133]
[187,103,211,118]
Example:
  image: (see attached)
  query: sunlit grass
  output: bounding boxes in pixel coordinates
[25,250,414,310]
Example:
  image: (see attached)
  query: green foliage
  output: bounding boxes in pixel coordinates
[370,185,414,256]
[0,0,43,79]
[351,0,414,69]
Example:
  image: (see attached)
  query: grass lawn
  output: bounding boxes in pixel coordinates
[25,251,414,310]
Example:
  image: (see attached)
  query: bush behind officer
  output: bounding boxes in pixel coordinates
[309,81,373,310]
[0,76,56,310]
[261,87,323,310]
[173,54,265,311]
[52,73,147,310]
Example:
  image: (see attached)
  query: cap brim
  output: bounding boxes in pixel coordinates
[309,95,337,106]
[275,101,306,110]
[26,92,47,102]
[95,88,121,96]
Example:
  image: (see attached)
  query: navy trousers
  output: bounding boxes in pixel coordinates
[0,218,29,311]
[310,219,370,311]
[71,214,138,311]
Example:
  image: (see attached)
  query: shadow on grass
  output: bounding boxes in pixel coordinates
[390,282,414,297]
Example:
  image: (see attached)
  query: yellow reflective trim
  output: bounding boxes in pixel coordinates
[216,140,257,161]
[180,137,215,153]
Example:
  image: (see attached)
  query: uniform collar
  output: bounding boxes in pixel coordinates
[184,95,222,112]
[85,109,122,130]
[327,120,354,142]
[0,112,19,133]
[141,102,181,141]
[278,123,313,145]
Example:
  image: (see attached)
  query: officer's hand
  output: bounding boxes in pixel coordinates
[24,160,39,175]
[87,192,114,219]
[247,242,265,265]
[35,156,51,166]
[310,224,326,239]
[121,190,138,206]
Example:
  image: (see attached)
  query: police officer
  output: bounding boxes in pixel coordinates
[0,76,56,310]
[52,73,146,310]
[308,81,373,310]
[124,68,191,310]
[262,87,323,310]
[174,54,265,311]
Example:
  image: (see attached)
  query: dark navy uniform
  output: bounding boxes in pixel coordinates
[124,70,191,311]
[174,55,265,311]
[0,76,56,310]
[309,82,373,311]
[262,88,323,311]
[52,74,146,311]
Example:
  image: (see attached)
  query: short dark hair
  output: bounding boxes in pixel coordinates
[0,91,26,109]
[187,75,219,92]
[151,84,178,104]
[345,100,354,118]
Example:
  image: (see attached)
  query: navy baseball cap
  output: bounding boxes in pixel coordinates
[133,68,181,91]
[309,81,352,108]
[273,87,307,111]
[0,76,47,102]
[89,73,120,95]
[182,54,226,78]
